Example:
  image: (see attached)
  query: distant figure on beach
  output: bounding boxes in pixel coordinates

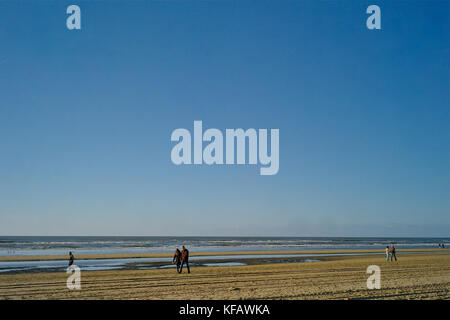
[389,244,397,261]
[179,245,190,274]
[172,248,182,273]
[442,243,445,248]
[68,251,74,266]
[385,246,390,261]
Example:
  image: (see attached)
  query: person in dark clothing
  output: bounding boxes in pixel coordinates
[179,245,190,274]
[172,248,182,273]
[389,244,397,261]
[68,251,74,266]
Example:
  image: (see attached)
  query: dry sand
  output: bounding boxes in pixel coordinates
[0,251,449,300]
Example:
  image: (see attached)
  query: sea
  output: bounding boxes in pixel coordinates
[0,236,447,273]
[0,236,447,256]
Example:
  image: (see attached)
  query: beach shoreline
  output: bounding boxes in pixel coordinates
[0,250,449,300]
[0,248,447,262]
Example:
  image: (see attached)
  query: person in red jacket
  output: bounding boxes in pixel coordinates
[179,245,190,274]
[390,243,397,261]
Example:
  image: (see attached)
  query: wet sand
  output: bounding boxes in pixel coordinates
[0,251,449,300]
[0,248,444,262]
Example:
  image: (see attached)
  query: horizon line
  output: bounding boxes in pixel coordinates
[1,235,449,238]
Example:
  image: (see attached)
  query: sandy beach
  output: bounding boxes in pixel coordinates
[0,250,448,300]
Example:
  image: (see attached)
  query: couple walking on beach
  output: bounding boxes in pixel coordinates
[385,243,397,261]
[172,246,190,273]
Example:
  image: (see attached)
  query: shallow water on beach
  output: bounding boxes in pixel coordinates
[0,251,419,273]
[1,236,447,273]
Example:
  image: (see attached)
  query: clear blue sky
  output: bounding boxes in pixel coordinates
[0,0,448,236]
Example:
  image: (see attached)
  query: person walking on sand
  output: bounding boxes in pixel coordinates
[68,251,74,267]
[390,244,397,261]
[179,245,190,274]
[385,246,390,261]
[172,248,182,273]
